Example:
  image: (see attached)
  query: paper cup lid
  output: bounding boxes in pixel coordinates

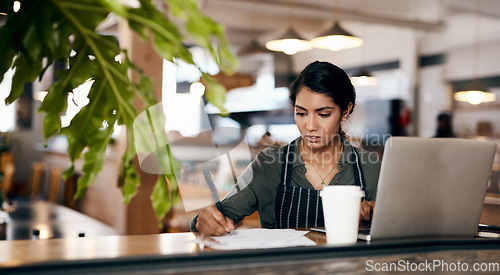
[320,185,364,197]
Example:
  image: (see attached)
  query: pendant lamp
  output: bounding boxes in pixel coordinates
[311,22,363,51]
[349,1,376,86]
[265,28,312,55]
[350,67,378,86]
[454,0,496,105]
[265,0,312,55]
[239,39,269,56]
[239,0,270,56]
[454,80,495,105]
[311,0,362,51]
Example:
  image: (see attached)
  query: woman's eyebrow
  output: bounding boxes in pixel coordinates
[315,107,334,112]
[294,105,334,111]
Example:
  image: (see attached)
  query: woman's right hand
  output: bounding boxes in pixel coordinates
[359,201,375,225]
[195,205,235,236]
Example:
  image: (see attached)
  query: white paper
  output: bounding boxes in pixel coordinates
[198,228,316,250]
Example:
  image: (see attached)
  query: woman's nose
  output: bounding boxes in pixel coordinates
[305,116,318,132]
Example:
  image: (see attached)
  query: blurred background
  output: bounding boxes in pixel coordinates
[1,0,500,237]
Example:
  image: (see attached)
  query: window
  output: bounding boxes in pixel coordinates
[0,69,16,132]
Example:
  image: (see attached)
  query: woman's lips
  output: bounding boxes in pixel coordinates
[305,135,321,143]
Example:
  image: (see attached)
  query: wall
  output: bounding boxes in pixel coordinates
[8,96,45,192]
[287,8,500,139]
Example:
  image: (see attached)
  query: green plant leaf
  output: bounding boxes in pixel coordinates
[150,176,172,227]
[0,0,238,227]
[119,128,140,204]
[166,0,239,74]
[73,117,116,198]
[202,73,228,114]
[5,56,41,104]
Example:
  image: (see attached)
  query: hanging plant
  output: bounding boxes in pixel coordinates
[0,0,238,225]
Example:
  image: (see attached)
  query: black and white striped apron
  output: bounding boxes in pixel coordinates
[273,141,366,229]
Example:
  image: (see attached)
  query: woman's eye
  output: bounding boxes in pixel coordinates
[319,113,331,118]
[295,112,306,117]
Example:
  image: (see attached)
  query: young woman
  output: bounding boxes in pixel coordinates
[191,61,380,236]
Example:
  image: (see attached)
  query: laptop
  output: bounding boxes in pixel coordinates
[358,137,497,241]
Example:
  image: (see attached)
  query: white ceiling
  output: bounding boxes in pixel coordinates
[200,0,500,43]
[200,0,500,69]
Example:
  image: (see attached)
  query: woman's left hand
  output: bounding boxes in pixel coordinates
[359,201,375,225]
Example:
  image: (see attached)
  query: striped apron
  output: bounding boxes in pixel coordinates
[273,141,366,229]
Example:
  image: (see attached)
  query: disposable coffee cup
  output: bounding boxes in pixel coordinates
[0,211,9,240]
[320,185,364,245]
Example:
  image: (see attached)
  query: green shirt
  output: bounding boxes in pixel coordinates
[191,137,380,231]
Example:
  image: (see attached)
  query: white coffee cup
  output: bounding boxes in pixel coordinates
[320,185,364,245]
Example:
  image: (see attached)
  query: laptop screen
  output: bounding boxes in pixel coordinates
[369,137,497,240]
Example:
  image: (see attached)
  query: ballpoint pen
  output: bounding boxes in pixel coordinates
[202,168,227,218]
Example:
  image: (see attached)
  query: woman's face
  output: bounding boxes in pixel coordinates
[294,87,350,151]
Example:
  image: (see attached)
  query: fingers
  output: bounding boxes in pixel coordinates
[227,218,235,231]
[195,206,233,236]
[359,201,375,224]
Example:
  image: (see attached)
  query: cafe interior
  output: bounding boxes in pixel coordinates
[1,0,500,273]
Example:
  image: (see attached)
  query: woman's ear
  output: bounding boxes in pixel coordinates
[342,102,354,121]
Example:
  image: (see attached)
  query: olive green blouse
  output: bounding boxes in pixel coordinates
[190,137,380,231]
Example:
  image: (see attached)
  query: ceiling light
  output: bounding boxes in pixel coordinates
[239,39,269,56]
[13,1,20,13]
[454,0,496,105]
[349,0,375,86]
[454,81,495,105]
[239,0,269,56]
[311,22,362,51]
[350,68,378,86]
[265,28,312,55]
[265,0,312,55]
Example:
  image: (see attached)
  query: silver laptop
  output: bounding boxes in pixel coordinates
[362,137,497,241]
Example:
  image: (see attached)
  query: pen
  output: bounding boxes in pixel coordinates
[202,168,227,218]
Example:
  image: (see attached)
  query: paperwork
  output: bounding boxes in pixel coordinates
[198,228,316,250]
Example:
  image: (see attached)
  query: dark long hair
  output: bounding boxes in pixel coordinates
[290,61,356,136]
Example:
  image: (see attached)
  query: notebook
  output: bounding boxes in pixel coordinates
[359,137,497,241]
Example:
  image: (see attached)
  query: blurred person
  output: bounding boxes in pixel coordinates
[475,121,493,138]
[191,61,380,236]
[433,112,456,138]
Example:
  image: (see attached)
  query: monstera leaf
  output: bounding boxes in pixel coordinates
[0,0,238,225]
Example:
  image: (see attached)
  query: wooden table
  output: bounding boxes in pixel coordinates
[3,201,118,240]
[1,230,500,274]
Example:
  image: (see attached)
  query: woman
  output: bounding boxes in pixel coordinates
[191,61,380,236]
